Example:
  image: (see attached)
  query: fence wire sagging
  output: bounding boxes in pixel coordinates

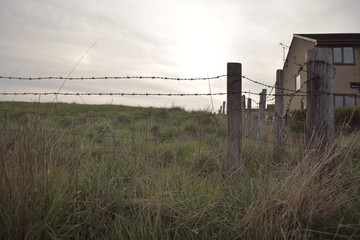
[0,56,343,167]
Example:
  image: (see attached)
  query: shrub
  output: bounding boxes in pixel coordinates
[334,106,360,130]
[288,106,360,133]
[288,109,306,133]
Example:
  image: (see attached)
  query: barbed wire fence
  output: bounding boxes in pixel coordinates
[0,56,339,166]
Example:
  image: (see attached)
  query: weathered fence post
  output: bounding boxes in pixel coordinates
[241,95,246,134]
[247,98,252,120]
[306,48,334,149]
[274,69,285,155]
[222,101,226,114]
[242,95,246,119]
[247,98,252,136]
[257,89,267,148]
[226,63,242,174]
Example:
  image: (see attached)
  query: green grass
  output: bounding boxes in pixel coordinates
[0,101,359,239]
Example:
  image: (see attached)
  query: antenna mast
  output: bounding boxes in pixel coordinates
[279,43,289,63]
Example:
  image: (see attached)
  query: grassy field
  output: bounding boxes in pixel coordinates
[0,101,359,239]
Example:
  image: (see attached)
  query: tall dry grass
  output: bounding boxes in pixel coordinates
[0,106,359,239]
[238,134,360,239]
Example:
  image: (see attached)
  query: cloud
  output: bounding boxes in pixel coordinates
[0,0,359,109]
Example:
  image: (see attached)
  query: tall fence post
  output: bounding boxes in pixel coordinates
[241,95,246,134]
[246,97,252,136]
[226,63,242,174]
[274,69,285,155]
[257,89,267,148]
[242,95,246,119]
[247,98,252,120]
[306,48,334,149]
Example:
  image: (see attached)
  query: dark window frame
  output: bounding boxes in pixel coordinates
[333,94,357,107]
[332,47,355,65]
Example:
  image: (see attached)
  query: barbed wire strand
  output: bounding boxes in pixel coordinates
[0,90,334,97]
[0,75,227,81]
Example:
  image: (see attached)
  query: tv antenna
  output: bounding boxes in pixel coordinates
[279,43,289,63]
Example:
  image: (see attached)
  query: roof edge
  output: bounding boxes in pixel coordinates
[293,34,317,44]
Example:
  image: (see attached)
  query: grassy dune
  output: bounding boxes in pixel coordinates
[0,102,359,239]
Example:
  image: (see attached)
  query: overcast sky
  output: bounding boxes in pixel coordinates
[0,0,359,110]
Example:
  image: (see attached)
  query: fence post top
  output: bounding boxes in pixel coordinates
[306,48,333,63]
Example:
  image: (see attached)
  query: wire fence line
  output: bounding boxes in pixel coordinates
[0,62,333,101]
[1,55,351,176]
[0,59,312,92]
[0,75,227,81]
[0,90,333,97]
[0,67,331,125]
[0,65,334,119]
[0,62,335,152]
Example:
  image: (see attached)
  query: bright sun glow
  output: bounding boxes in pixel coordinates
[176,6,226,77]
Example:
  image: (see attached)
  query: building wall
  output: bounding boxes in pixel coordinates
[282,36,315,114]
[331,46,360,105]
[282,36,360,114]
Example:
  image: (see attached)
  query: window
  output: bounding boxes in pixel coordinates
[334,94,356,107]
[344,47,354,63]
[345,95,355,106]
[333,47,354,64]
[296,75,301,91]
[333,48,342,63]
[335,95,344,107]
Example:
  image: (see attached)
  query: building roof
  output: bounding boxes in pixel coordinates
[294,33,360,45]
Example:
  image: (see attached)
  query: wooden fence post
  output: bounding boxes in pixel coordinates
[241,95,246,135]
[257,89,267,147]
[226,63,242,174]
[248,98,252,121]
[274,69,285,155]
[246,97,252,136]
[242,95,246,119]
[247,98,252,120]
[306,48,334,149]
[222,101,226,114]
